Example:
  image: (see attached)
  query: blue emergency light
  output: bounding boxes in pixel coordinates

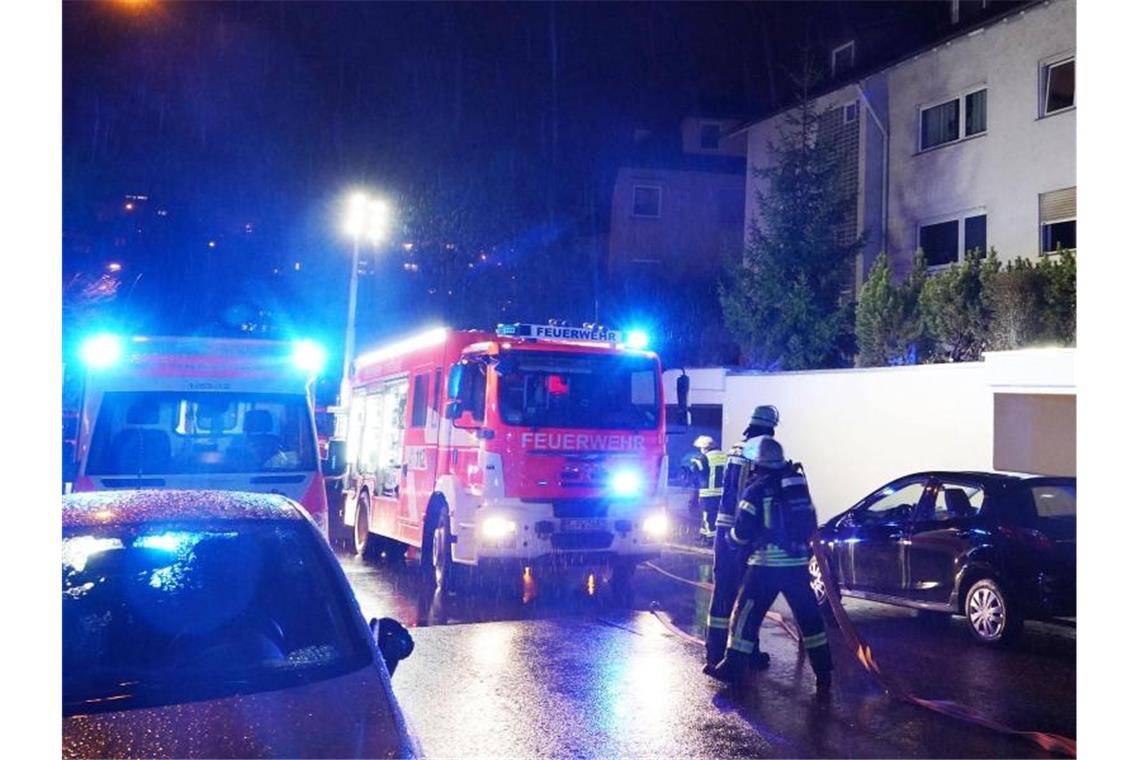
[80,333,125,370]
[624,329,650,350]
[291,339,327,375]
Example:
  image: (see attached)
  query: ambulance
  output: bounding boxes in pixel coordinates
[67,334,331,535]
[338,323,670,591]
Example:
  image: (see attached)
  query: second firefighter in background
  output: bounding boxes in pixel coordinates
[689,435,727,540]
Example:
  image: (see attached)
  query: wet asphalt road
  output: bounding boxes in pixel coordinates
[335,533,1075,757]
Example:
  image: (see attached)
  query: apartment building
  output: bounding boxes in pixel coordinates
[738,0,1074,284]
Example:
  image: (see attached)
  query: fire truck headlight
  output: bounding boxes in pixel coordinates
[291,339,326,375]
[609,469,643,498]
[642,512,668,539]
[481,516,517,538]
[80,334,124,370]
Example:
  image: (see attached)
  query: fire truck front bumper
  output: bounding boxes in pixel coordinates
[463,498,668,565]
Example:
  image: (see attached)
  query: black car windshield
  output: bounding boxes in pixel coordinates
[496,351,659,430]
[63,519,371,716]
[86,391,317,476]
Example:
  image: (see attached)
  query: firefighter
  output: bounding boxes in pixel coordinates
[703,405,780,670]
[706,436,833,694]
[688,435,726,540]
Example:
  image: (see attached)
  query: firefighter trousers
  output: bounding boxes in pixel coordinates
[724,563,833,678]
[699,496,720,535]
[705,527,748,665]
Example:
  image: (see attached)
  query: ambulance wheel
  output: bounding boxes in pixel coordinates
[424,505,454,593]
[354,492,383,561]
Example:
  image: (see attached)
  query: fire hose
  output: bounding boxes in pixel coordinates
[645,545,1077,758]
[810,536,1077,758]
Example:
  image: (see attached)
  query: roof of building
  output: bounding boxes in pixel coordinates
[62,489,305,528]
[728,0,1047,137]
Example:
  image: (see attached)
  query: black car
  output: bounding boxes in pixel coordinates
[809,471,1075,645]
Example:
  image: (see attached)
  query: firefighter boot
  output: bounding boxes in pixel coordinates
[705,628,729,668]
[703,650,749,684]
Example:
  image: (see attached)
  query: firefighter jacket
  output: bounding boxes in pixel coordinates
[715,443,751,530]
[729,466,810,568]
[690,449,728,498]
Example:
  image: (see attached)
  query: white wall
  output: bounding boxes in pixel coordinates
[718,349,1076,523]
[885,0,1075,269]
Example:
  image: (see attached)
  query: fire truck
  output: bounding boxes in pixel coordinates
[66,334,331,534]
[337,323,670,592]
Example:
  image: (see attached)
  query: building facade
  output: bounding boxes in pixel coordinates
[740,0,1075,284]
[607,116,747,286]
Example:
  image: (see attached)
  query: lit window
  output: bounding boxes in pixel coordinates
[1040,187,1076,253]
[919,88,986,150]
[632,186,662,218]
[1042,58,1075,115]
[831,41,855,78]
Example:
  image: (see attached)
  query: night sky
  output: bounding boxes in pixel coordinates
[62,0,946,357]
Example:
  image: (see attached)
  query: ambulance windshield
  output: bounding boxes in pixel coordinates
[86,391,317,476]
[496,351,659,430]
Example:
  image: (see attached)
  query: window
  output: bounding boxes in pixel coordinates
[1040,187,1076,253]
[699,122,721,150]
[1029,482,1076,519]
[63,521,371,717]
[843,102,858,124]
[410,373,429,428]
[855,480,928,524]
[632,185,661,218]
[924,480,985,520]
[86,391,316,476]
[919,88,986,150]
[919,220,959,267]
[831,41,855,78]
[496,351,660,430]
[1043,58,1075,115]
[951,0,987,25]
[918,212,986,267]
[964,214,987,255]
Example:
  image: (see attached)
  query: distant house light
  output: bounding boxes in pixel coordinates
[207,240,217,249]
[294,261,302,271]
[124,202,134,212]
[156,209,168,217]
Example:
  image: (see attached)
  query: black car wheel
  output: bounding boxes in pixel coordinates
[964,578,1022,645]
[808,554,828,607]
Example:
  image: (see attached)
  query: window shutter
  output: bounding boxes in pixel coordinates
[1040,187,1076,223]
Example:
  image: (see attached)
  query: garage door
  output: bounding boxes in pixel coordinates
[993,393,1075,476]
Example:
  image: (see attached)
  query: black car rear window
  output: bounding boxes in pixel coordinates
[63,519,372,716]
[1029,482,1076,518]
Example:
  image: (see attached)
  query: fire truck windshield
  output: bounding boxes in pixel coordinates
[496,351,659,430]
[86,391,317,476]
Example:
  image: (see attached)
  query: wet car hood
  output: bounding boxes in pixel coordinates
[63,665,416,759]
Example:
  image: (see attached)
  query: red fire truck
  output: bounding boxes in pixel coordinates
[336,323,670,592]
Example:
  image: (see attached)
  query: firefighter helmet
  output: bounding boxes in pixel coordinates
[742,435,784,469]
[693,435,715,450]
[749,405,780,430]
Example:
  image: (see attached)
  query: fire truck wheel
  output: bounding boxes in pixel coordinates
[354,491,383,561]
[424,505,454,593]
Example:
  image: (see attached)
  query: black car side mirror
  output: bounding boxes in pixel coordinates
[370,617,414,675]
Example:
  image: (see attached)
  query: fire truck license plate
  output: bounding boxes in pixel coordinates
[561,518,607,532]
